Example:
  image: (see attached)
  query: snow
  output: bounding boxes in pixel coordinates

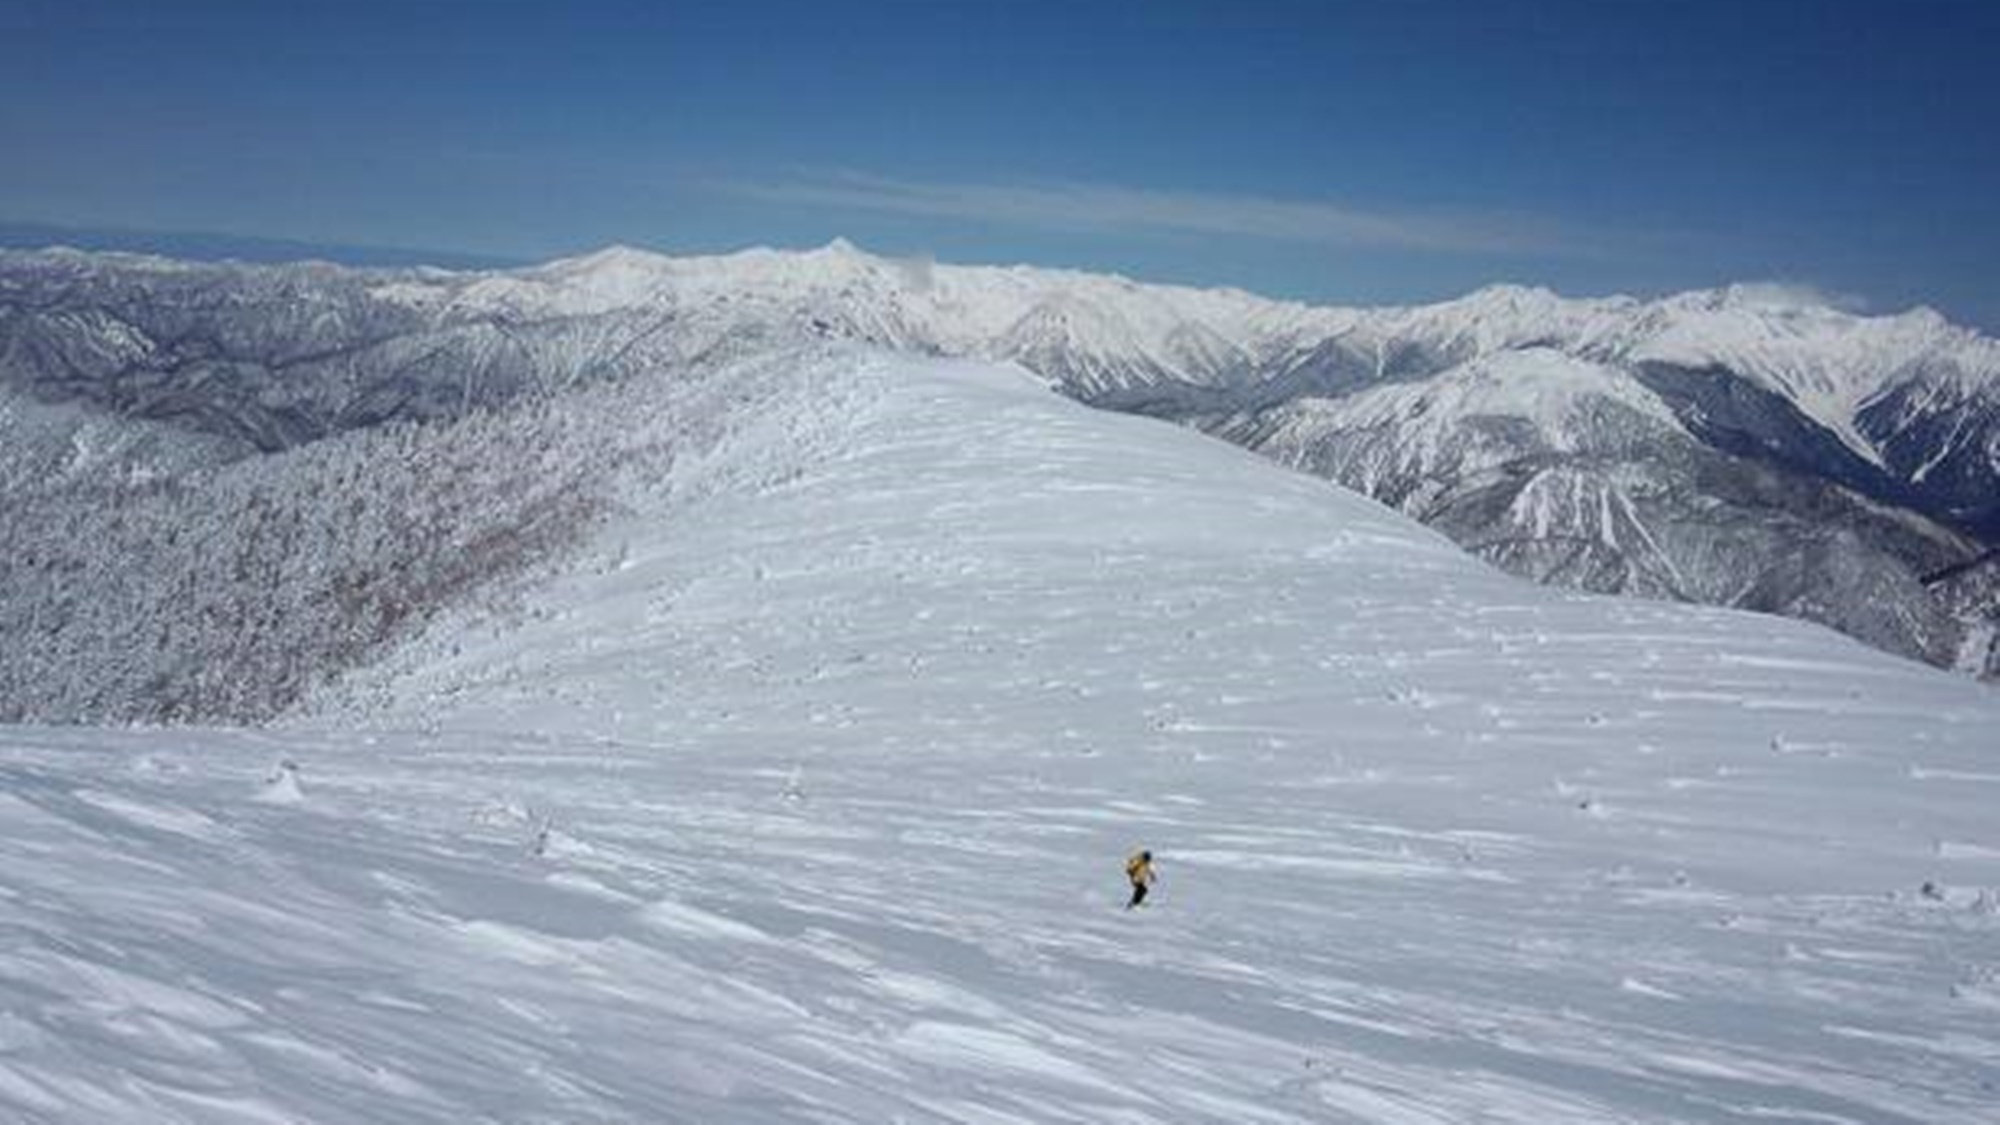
[360,239,1349,389]
[13,244,1991,698]
[337,239,2000,505]
[1623,296,1978,471]
[1953,619,1998,676]
[252,761,305,806]
[3,348,1999,1121]
[1280,347,1684,472]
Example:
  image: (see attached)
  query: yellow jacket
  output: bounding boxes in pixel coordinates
[1125,851,1155,884]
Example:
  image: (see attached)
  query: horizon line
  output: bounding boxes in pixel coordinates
[2,216,1960,330]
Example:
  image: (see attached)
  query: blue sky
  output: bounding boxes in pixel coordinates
[4,0,1997,327]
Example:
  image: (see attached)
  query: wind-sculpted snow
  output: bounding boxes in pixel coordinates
[3,352,1998,1122]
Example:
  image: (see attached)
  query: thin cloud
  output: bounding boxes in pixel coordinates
[724,170,1591,257]
[1728,280,1871,314]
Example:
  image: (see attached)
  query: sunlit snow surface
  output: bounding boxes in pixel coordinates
[4,351,1998,1122]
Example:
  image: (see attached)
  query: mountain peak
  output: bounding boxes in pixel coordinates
[796,237,879,270]
[1465,282,1563,304]
[549,244,673,273]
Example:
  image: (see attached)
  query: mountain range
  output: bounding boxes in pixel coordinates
[1,241,1995,724]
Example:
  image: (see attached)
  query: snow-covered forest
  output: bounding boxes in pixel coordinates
[3,381,616,722]
[2,328,846,726]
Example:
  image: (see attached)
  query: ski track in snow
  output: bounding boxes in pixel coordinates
[3,350,1999,1122]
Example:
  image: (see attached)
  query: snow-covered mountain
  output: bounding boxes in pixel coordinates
[2,243,1997,702]
[3,345,1998,1121]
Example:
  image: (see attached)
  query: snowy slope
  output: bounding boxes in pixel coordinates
[4,348,1998,1123]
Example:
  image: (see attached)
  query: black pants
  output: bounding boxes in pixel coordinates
[1127,880,1148,909]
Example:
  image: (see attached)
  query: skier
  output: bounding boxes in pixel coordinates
[1125,849,1156,909]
